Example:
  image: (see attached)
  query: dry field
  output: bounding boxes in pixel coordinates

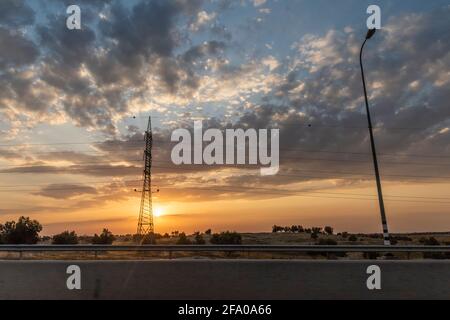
[1,232,449,261]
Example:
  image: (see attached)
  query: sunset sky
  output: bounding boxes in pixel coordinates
[0,0,449,236]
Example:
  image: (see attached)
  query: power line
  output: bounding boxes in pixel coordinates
[2,139,450,160]
[170,186,450,204]
[1,161,449,181]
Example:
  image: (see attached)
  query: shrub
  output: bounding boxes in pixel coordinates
[204,229,212,235]
[0,216,42,244]
[132,233,161,244]
[176,232,192,245]
[419,236,445,257]
[316,238,344,258]
[419,237,440,246]
[210,231,242,245]
[40,236,51,242]
[92,229,115,245]
[423,237,440,246]
[348,234,358,242]
[393,235,412,242]
[317,238,337,245]
[142,233,158,244]
[310,232,318,240]
[52,231,78,244]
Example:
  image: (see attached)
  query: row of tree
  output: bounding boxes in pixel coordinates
[0,216,115,245]
[0,216,243,245]
[52,229,116,245]
[272,225,334,235]
[175,231,242,245]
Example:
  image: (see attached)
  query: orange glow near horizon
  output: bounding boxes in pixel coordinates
[12,180,448,237]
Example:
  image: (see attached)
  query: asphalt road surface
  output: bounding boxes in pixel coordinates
[0,260,448,299]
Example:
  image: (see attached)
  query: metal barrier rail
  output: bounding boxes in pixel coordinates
[0,244,449,253]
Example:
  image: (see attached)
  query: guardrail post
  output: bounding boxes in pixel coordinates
[169,251,172,259]
[94,251,98,259]
[19,251,23,260]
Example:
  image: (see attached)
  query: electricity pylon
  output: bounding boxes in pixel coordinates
[137,116,155,235]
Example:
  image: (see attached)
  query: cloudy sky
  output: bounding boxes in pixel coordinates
[0,0,449,235]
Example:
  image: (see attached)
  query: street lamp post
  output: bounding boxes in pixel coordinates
[359,28,391,246]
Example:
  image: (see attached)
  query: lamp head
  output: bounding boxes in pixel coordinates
[366,28,376,40]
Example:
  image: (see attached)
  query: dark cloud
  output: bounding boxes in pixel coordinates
[0,164,141,177]
[0,0,34,27]
[55,0,113,8]
[0,0,232,133]
[0,149,21,160]
[34,183,98,199]
[0,28,39,68]
[100,1,181,60]
[38,16,96,66]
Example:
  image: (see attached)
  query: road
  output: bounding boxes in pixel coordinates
[0,260,448,299]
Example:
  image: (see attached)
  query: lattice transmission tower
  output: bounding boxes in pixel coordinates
[137,116,155,235]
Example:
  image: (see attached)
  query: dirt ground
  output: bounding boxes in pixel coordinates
[1,232,448,260]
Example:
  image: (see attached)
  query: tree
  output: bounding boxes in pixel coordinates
[52,231,78,244]
[210,231,242,244]
[204,229,212,235]
[290,225,299,233]
[348,234,358,242]
[176,232,192,245]
[272,225,283,233]
[324,226,334,235]
[0,216,42,244]
[92,229,115,245]
[311,227,322,234]
[194,233,206,245]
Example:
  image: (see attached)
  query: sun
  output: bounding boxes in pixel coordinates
[154,206,165,218]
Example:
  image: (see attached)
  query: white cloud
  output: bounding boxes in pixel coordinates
[261,55,279,71]
[253,0,267,7]
[190,11,217,32]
